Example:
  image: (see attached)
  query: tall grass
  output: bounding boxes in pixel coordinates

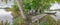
[0,20,9,25]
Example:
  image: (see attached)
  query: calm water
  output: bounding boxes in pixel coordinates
[0,9,13,25]
[51,11,60,21]
[0,0,14,25]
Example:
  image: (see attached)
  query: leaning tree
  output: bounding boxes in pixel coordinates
[3,0,60,25]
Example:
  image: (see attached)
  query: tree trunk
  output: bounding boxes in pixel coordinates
[36,20,40,25]
[26,16,32,25]
[37,7,41,14]
[16,0,32,25]
[16,0,26,19]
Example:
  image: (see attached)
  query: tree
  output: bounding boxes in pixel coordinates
[16,0,26,19]
[4,0,60,25]
[16,0,32,25]
[16,0,60,25]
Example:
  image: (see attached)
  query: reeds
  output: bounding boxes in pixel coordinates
[0,20,9,25]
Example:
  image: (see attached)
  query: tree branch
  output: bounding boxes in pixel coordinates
[16,0,26,19]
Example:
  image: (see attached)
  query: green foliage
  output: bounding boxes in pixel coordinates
[11,5,19,12]
[11,0,20,12]
[13,0,60,14]
[32,23,37,25]
[13,16,25,25]
[22,0,57,13]
[56,0,60,3]
[5,7,11,12]
[10,0,20,18]
[40,21,49,25]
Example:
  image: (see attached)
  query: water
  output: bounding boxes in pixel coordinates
[51,11,60,21]
[0,0,14,8]
[0,0,14,25]
[0,9,13,25]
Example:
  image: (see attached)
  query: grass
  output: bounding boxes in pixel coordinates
[1,9,57,25]
[39,15,57,25]
[13,16,25,25]
[32,15,57,25]
[0,15,57,25]
[0,21,9,25]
